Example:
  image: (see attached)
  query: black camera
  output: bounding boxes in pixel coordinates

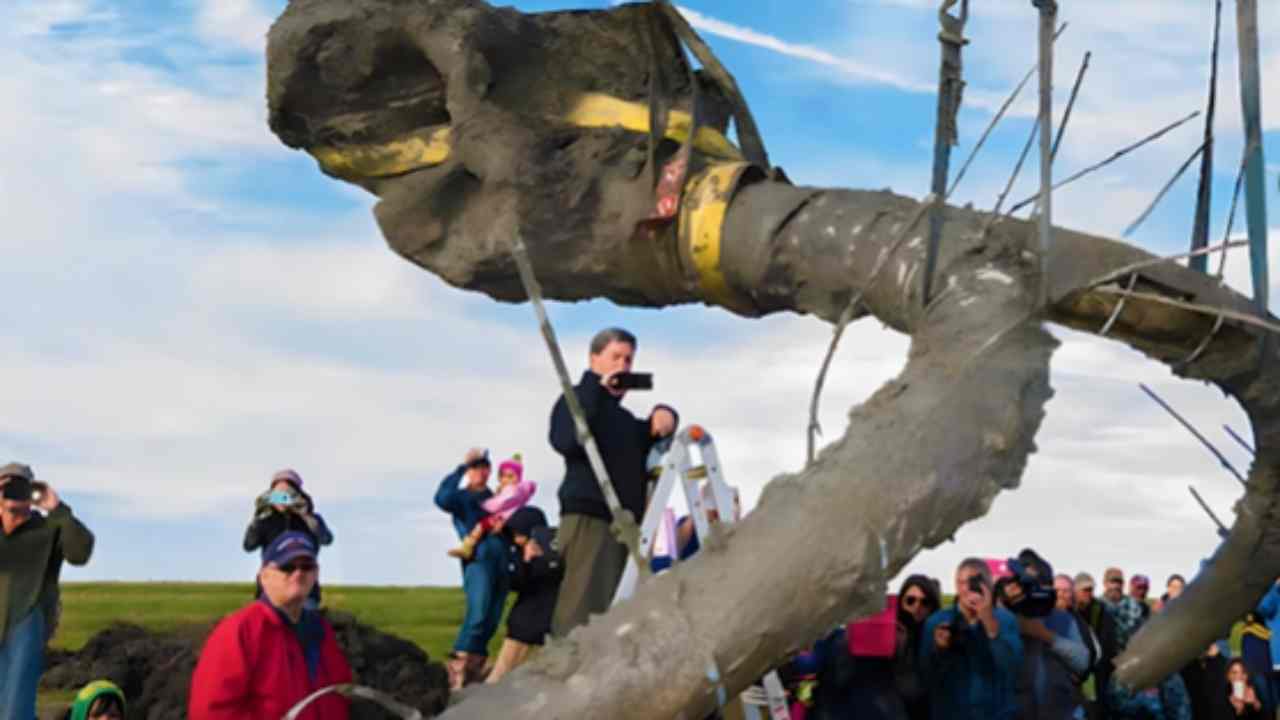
[997,548,1057,618]
[609,372,653,391]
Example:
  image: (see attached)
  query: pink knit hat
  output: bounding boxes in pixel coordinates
[498,454,523,482]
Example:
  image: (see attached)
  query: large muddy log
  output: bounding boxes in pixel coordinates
[266,1,1280,717]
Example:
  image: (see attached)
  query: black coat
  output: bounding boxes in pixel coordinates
[548,370,677,521]
[505,523,563,646]
[242,507,333,552]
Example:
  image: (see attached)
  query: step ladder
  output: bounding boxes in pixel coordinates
[611,425,789,720]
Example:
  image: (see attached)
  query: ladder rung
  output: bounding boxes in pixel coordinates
[687,465,708,479]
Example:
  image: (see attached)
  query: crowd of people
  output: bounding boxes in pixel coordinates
[779,559,1280,720]
[1,325,1277,720]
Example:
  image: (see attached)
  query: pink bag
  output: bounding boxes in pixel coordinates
[847,595,898,658]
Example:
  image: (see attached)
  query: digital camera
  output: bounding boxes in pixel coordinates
[997,548,1057,618]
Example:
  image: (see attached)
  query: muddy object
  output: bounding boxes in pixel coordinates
[40,611,449,719]
[266,0,1280,717]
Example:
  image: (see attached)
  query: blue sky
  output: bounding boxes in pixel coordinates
[2,0,1278,592]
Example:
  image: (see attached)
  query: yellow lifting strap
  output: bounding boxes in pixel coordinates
[307,92,743,181]
[679,161,759,315]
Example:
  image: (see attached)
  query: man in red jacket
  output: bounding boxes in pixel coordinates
[189,531,352,720]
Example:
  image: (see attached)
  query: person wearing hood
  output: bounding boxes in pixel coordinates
[447,454,536,561]
[243,469,333,607]
[0,462,95,720]
[64,680,125,720]
[486,506,563,684]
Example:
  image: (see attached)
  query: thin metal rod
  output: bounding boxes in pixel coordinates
[992,122,1040,218]
[1188,486,1229,537]
[808,203,928,466]
[1083,239,1248,290]
[1123,141,1207,238]
[1097,287,1280,338]
[1050,50,1090,161]
[1190,0,1223,273]
[1139,383,1248,487]
[923,0,968,305]
[1008,111,1201,215]
[511,236,648,572]
[1218,156,1247,279]
[1224,425,1256,455]
[1233,0,1270,314]
[1031,0,1056,307]
[948,22,1067,198]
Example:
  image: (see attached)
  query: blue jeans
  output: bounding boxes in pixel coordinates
[454,549,509,655]
[0,609,46,720]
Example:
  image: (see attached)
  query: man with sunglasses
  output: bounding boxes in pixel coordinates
[0,462,94,720]
[189,532,352,720]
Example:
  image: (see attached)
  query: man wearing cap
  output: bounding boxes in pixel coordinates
[244,468,334,608]
[435,447,510,689]
[189,531,352,720]
[1128,574,1152,622]
[0,461,94,720]
[1073,572,1118,719]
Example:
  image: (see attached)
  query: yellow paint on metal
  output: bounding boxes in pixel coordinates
[680,161,756,313]
[308,125,452,181]
[306,93,742,180]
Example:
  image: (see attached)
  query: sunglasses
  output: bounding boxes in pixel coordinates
[902,594,932,608]
[276,561,318,575]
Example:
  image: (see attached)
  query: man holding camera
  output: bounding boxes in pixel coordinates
[549,327,678,637]
[920,558,1023,720]
[0,462,95,720]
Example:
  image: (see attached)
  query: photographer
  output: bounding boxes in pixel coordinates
[996,551,1092,720]
[243,469,333,608]
[548,327,678,637]
[0,462,95,720]
[920,558,1022,720]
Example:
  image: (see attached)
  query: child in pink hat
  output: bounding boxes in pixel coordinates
[448,454,536,560]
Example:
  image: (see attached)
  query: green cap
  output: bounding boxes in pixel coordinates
[70,680,126,720]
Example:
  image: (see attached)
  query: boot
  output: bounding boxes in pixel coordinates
[446,652,469,691]
[464,653,489,686]
[446,536,476,560]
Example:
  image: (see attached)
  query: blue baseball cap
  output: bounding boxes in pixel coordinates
[262,531,317,567]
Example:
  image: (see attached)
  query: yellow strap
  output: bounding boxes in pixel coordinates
[679,161,757,314]
[307,92,742,181]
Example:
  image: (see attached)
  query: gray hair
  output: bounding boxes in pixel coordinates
[958,557,993,585]
[589,327,637,355]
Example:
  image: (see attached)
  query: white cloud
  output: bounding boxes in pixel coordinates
[1,0,1277,594]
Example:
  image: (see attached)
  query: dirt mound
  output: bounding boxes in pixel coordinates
[41,611,448,719]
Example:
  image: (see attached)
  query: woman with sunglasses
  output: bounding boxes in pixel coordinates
[803,574,940,720]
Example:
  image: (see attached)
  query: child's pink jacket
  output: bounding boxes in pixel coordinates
[482,480,537,522]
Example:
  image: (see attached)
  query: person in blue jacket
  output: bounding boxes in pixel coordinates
[435,448,510,691]
[920,558,1023,720]
[1252,580,1280,713]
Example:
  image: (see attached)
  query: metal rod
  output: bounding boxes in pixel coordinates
[1188,486,1229,537]
[1031,0,1056,307]
[1139,383,1248,487]
[1050,50,1090,161]
[1224,425,1256,455]
[948,22,1067,198]
[511,236,648,572]
[923,0,969,304]
[1123,141,1207,238]
[1008,111,1201,215]
[1217,154,1248,279]
[1190,0,1223,274]
[1233,0,1270,314]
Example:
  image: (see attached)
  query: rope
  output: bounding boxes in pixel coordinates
[510,237,648,572]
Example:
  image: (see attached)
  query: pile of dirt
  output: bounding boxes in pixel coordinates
[40,611,448,719]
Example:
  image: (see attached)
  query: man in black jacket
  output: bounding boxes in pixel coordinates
[1074,572,1118,720]
[549,327,677,637]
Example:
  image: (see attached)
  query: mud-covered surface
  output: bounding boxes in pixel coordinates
[40,612,448,720]
[267,0,738,307]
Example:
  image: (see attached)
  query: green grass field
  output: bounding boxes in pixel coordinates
[51,581,484,660]
[40,582,483,715]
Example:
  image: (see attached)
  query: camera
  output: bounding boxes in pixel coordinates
[609,372,653,391]
[996,548,1056,618]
